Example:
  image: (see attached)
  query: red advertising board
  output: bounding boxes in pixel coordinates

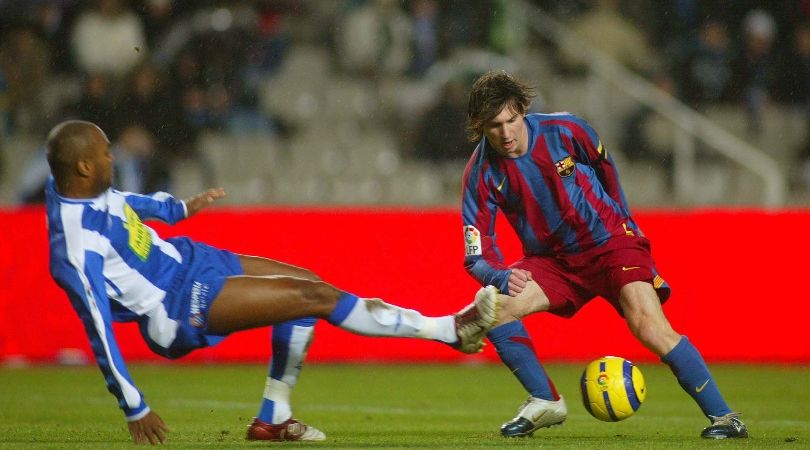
[1,207,808,363]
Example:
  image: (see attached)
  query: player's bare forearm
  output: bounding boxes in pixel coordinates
[127,411,170,445]
[184,188,226,218]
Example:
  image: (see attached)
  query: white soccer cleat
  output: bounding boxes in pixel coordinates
[453,285,500,354]
[500,395,568,437]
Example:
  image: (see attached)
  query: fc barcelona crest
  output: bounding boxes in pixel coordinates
[554,156,575,177]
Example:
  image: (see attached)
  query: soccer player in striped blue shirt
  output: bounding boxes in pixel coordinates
[460,71,747,439]
[45,120,500,445]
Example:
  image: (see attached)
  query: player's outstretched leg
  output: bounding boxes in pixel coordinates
[328,285,499,353]
[209,276,500,354]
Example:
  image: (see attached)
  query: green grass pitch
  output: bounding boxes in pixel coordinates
[0,363,807,449]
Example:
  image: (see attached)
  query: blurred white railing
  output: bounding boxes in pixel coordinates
[519,2,786,206]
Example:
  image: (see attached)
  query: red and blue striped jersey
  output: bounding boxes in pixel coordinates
[461,113,642,291]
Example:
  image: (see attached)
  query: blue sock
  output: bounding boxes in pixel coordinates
[327,292,359,325]
[661,336,732,418]
[487,321,559,401]
[258,317,317,424]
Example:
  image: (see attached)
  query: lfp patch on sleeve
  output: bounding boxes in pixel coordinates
[464,225,482,256]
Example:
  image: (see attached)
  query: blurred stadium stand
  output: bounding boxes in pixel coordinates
[1,0,809,207]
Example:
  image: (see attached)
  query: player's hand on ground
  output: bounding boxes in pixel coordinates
[507,269,533,296]
[184,188,226,217]
[127,411,170,445]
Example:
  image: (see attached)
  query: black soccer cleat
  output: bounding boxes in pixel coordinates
[700,412,749,439]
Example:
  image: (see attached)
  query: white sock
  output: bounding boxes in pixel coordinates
[263,378,292,423]
[337,298,457,343]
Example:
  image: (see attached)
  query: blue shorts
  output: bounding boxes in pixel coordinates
[140,238,244,359]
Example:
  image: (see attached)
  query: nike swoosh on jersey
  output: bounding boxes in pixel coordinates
[622,266,640,271]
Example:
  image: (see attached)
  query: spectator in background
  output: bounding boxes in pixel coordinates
[557,0,658,76]
[166,50,217,133]
[16,145,50,204]
[0,20,52,201]
[488,0,530,56]
[798,127,810,193]
[0,24,52,135]
[335,0,412,79]
[728,9,778,136]
[782,23,810,193]
[122,61,216,192]
[618,72,677,190]
[139,0,176,49]
[407,0,440,77]
[117,62,183,192]
[113,124,154,193]
[776,21,810,108]
[64,73,117,133]
[0,58,8,137]
[413,78,470,162]
[676,19,734,110]
[71,0,147,82]
[32,1,78,75]
[439,0,494,53]
[242,3,291,83]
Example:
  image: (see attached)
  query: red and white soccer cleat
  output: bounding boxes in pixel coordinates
[453,285,500,353]
[246,417,326,441]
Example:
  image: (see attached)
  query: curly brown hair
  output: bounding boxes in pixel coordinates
[466,71,535,142]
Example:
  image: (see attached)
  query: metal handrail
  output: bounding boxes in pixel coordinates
[520,2,786,206]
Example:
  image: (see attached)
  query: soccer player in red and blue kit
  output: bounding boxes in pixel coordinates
[461,71,747,439]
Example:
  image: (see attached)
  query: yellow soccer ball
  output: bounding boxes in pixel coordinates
[580,356,646,421]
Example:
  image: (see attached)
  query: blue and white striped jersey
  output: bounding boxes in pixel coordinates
[45,177,188,420]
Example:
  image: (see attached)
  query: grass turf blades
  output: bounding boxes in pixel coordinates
[0,363,806,449]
